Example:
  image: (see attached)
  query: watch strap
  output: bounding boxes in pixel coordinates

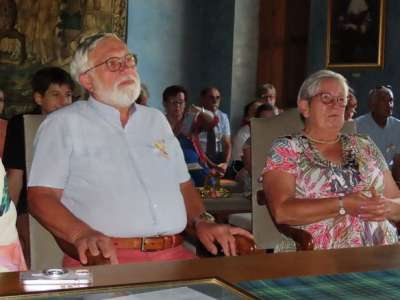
[338,196,346,216]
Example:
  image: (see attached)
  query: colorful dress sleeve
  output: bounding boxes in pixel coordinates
[263,136,298,176]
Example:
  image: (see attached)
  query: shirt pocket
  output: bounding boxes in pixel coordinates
[134,138,181,186]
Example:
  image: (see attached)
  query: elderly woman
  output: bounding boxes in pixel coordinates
[263,69,400,251]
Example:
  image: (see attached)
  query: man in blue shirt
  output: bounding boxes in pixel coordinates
[356,85,400,181]
[28,33,252,266]
[198,87,232,175]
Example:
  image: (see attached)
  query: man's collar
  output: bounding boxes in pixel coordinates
[88,96,136,127]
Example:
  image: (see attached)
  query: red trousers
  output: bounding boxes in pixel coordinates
[63,245,197,267]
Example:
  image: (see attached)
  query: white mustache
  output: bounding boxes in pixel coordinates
[115,75,137,85]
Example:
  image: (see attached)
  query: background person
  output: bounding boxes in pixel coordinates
[3,67,74,265]
[355,85,400,182]
[228,100,262,180]
[256,83,282,115]
[163,85,217,186]
[198,87,231,176]
[136,83,149,106]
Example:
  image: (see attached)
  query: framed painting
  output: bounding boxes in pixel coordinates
[326,0,385,68]
[0,0,127,118]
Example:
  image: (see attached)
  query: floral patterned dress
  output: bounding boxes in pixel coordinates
[0,162,26,272]
[263,133,398,251]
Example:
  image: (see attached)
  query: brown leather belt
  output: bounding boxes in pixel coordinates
[112,234,183,252]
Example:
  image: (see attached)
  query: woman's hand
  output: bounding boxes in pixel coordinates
[345,189,391,221]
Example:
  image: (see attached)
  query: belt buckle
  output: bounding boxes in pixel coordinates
[140,237,158,252]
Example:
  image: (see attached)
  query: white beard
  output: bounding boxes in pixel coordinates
[96,74,141,108]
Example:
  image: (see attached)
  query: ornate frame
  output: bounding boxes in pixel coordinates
[326,0,385,68]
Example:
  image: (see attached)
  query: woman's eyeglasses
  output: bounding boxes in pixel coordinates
[312,92,347,107]
[83,53,138,74]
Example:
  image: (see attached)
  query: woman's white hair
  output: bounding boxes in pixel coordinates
[297,69,349,102]
[70,32,121,83]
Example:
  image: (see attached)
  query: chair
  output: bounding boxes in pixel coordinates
[24,115,65,270]
[251,109,356,251]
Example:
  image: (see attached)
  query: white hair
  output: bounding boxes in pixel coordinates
[70,32,121,83]
[297,69,349,102]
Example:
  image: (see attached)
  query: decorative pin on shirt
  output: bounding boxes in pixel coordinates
[154,140,169,159]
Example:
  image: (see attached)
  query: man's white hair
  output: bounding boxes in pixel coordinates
[70,32,121,83]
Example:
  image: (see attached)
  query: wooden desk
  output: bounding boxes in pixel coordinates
[2,245,400,297]
[204,193,251,223]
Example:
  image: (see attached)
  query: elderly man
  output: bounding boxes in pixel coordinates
[356,85,400,182]
[28,33,252,267]
[198,87,232,174]
[256,83,282,115]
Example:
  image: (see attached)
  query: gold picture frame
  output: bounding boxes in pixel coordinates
[8,277,256,299]
[0,0,127,117]
[326,0,385,68]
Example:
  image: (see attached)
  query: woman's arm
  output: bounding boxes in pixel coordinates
[263,169,390,225]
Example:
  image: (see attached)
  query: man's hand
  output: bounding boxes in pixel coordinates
[72,229,118,265]
[195,221,254,256]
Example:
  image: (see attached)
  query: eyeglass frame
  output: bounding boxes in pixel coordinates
[311,92,348,107]
[167,98,186,106]
[83,53,138,74]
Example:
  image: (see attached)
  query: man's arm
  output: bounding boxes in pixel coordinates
[6,169,23,205]
[28,186,118,264]
[180,180,253,256]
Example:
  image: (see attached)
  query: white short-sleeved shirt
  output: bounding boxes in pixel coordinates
[356,113,400,166]
[28,98,190,238]
[231,125,250,161]
[198,109,230,154]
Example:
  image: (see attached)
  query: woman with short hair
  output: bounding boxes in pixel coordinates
[263,69,400,251]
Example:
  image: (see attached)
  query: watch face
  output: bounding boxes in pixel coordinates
[201,212,216,222]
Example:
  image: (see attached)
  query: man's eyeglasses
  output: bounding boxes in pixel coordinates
[83,53,137,74]
[261,93,276,99]
[169,99,185,106]
[313,92,347,107]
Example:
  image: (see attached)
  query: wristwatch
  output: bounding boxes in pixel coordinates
[338,196,346,216]
[193,211,216,227]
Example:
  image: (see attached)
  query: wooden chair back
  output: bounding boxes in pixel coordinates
[24,114,64,270]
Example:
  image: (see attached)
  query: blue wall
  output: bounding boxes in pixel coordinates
[308,0,400,117]
[127,0,235,113]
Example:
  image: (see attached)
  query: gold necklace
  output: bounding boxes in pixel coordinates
[304,133,340,145]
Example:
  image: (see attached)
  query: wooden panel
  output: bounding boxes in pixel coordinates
[257,0,310,108]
